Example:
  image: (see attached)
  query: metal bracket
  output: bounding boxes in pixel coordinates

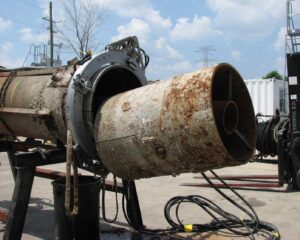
[72,75,92,95]
[73,144,109,176]
[105,36,149,70]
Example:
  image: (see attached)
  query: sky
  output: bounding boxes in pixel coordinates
[0,0,298,80]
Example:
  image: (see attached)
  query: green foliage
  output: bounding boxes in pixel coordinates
[262,70,283,80]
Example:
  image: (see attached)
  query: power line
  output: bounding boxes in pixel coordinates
[14,0,41,9]
[0,19,46,47]
[0,37,28,46]
[0,10,42,29]
[3,17,41,29]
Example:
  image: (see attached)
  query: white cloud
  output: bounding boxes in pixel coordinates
[231,50,241,61]
[170,15,222,41]
[0,58,23,69]
[274,27,286,53]
[0,17,12,32]
[1,41,13,52]
[0,42,23,68]
[20,27,48,43]
[149,60,194,79]
[111,18,150,44]
[207,0,285,37]
[169,60,194,73]
[147,10,172,28]
[155,37,182,59]
[101,0,151,17]
[100,0,171,28]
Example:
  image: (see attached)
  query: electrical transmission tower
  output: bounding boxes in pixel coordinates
[30,44,48,66]
[195,45,216,68]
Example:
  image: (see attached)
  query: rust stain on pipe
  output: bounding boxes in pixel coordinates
[94,64,256,180]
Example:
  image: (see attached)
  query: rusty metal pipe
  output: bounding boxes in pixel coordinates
[0,45,147,152]
[0,51,255,181]
[0,67,71,142]
[94,63,256,180]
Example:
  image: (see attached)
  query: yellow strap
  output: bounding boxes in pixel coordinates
[184,224,193,232]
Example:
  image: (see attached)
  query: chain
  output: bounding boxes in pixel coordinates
[0,70,16,108]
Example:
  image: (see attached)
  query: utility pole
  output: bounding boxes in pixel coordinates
[43,1,56,67]
[195,45,216,68]
[49,1,53,66]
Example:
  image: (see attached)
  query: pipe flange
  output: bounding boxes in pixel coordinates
[66,50,147,158]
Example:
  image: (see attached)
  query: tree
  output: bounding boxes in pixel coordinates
[58,0,104,58]
[262,70,283,80]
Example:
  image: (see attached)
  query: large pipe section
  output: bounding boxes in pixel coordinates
[94,64,256,179]
[0,37,256,180]
[0,67,71,142]
[0,38,147,151]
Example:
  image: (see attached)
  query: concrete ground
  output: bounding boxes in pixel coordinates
[0,151,299,240]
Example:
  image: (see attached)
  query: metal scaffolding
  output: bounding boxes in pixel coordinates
[287,0,300,53]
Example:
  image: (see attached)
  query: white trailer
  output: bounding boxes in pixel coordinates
[245,78,289,117]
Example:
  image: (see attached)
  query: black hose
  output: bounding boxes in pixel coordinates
[256,119,278,156]
[122,171,281,239]
[101,176,119,223]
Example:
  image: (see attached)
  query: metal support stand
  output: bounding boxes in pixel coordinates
[6,152,16,182]
[2,149,66,240]
[3,167,35,240]
[181,174,286,192]
[1,146,144,240]
[122,180,144,230]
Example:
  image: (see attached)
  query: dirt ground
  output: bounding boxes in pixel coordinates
[0,152,299,240]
